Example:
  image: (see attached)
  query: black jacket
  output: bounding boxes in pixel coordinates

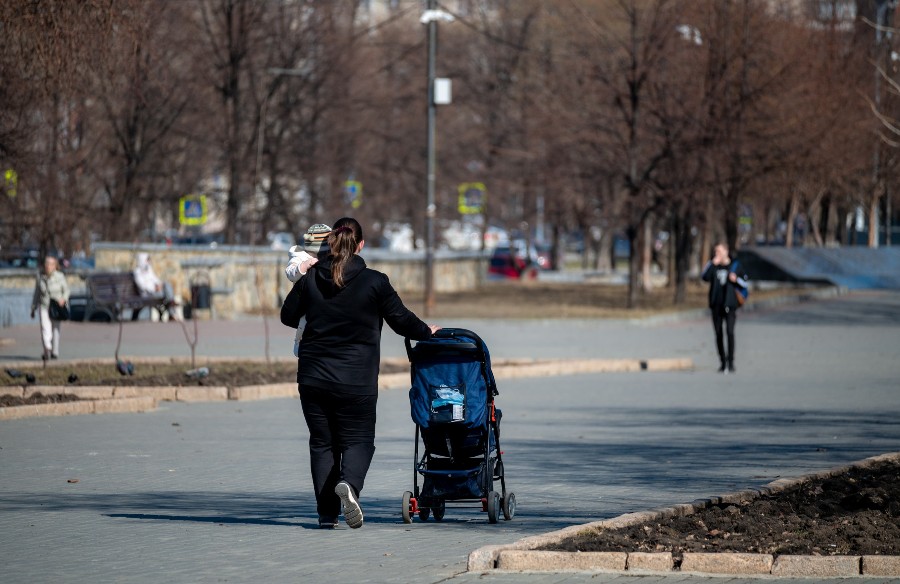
[280,255,432,394]
[701,259,747,310]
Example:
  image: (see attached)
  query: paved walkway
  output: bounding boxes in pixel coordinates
[1,291,899,583]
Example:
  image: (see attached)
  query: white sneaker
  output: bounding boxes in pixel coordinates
[334,482,363,528]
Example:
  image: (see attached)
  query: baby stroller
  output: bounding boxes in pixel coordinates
[402,328,515,524]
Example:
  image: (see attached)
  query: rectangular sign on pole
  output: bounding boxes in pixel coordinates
[179,194,207,226]
[434,78,452,105]
[458,182,485,215]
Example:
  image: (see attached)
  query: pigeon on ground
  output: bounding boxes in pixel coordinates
[116,360,134,376]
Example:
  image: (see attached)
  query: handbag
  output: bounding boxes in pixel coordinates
[48,299,70,321]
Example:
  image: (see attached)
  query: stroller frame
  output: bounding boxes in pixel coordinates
[402,328,515,524]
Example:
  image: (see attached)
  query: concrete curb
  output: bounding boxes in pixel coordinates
[2,357,692,419]
[467,451,900,576]
[0,396,157,420]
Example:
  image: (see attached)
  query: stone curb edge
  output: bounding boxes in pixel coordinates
[0,396,157,420]
[468,451,900,577]
[1,357,692,420]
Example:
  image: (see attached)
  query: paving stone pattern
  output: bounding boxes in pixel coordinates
[1,291,899,583]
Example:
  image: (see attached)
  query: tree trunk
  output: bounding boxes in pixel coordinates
[868,184,881,247]
[699,192,713,267]
[641,216,653,292]
[785,192,799,248]
[808,189,825,247]
[594,228,611,271]
[626,225,639,308]
[41,98,61,257]
[824,196,839,246]
[724,189,740,252]
[672,204,693,305]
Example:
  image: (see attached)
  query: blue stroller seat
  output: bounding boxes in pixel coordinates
[402,328,514,524]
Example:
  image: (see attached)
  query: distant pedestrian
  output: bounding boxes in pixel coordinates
[701,243,747,373]
[30,256,69,361]
[280,217,439,529]
[132,252,180,321]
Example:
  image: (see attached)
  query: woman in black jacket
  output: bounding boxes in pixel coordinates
[281,217,439,529]
[701,243,747,374]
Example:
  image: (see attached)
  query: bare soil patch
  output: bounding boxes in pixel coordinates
[0,392,82,407]
[2,360,409,390]
[402,280,800,319]
[545,460,900,560]
[407,280,707,319]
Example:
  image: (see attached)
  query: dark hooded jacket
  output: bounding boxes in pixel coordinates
[701,259,748,310]
[280,254,432,394]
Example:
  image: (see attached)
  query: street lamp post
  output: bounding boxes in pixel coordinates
[421,4,454,317]
[424,0,437,315]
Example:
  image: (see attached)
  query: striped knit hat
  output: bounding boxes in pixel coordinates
[303,223,332,253]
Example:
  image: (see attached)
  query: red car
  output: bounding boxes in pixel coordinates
[488,249,538,280]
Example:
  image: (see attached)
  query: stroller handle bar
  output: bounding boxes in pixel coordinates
[404,327,488,361]
[433,327,486,346]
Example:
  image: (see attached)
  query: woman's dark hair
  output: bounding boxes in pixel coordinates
[327,217,363,288]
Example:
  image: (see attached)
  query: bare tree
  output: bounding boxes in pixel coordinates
[0,0,122,256]
[191,0,268,243]
[90,1,197,242]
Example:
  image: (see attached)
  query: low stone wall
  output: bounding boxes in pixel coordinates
[0,246,484,323]
[0,245,485,321]
[86,243,486,319]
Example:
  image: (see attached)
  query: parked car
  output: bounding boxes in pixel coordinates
[488,247,538,280]
[507,239,555,271]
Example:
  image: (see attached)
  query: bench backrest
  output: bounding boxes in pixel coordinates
[87,272,141,303]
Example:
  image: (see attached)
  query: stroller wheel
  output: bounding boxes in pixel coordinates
[418,505,431,521]
[502,492,516,520]
[402,491,414,524]
[487,490,501,524]
[432,499,445,522]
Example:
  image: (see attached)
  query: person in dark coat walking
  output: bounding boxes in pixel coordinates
[281,217,439,529]
[701,243,747,373]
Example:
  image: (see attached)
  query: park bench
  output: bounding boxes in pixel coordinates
[84,272,168,322]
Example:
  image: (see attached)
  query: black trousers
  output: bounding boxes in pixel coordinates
[710,306,736,365]
[300,385,377,519]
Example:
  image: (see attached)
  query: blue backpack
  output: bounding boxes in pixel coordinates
[731,262,749,307]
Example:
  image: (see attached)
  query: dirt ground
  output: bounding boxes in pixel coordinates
[407,279,722,319]
[1,360,412,396]
[546,460,900,560]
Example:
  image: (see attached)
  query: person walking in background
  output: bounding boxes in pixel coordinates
[132,252,179,321]
[30,256,69,360]
[281,217,439,529]
[701,243,747,374]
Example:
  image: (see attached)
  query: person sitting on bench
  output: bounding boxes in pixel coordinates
[132,253,179,321]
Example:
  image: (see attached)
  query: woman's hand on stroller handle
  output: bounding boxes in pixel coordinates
[428,324,441,335]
